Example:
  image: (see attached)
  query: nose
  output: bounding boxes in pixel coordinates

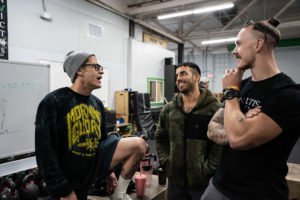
[232,46,237,55]
[98,69,104,74]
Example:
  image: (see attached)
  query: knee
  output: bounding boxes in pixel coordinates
[135,137,147,156]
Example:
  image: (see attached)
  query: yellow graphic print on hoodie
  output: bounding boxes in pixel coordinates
[67,103,101,157]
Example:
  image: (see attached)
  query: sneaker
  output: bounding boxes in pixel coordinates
[110,193,133,200]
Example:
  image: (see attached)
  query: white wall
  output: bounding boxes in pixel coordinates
[275,46,300,83]
[128,39,175,93]
[7,0,174,108]
[7,0,129,108]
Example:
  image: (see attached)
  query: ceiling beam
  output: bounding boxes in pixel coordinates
[150,19,178,35]
[128,0,207,15]
[274,0,296,18]
[181,14,209,37]
[136,19,184,43]
[178,17,183,36]
[222,0,258,31]
[186,40,202,52]
[278,20,300,29]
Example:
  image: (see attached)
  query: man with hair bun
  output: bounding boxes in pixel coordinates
[201,18,300,200]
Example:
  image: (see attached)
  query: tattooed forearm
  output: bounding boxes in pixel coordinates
[208,123,229,145]
[214,108,224,124]
[215,124,229,145]
[207,108,229,145]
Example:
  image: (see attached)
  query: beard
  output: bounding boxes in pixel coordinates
[177,80,195,94]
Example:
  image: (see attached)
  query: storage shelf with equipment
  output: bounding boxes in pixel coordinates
[115,90,137,124]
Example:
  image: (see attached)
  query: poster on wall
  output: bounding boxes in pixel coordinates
[0,0,7,60]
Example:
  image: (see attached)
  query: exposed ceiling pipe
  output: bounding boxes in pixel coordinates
[128,0,207,15]
[40,0,52,21]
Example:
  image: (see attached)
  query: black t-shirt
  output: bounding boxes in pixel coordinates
[35,87,107,198]
[213,73,300,200]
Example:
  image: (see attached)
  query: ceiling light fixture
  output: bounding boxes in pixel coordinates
[158,2,234,20]
[201,37,236,45]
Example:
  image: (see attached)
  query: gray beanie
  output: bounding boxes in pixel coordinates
[63,51,95,83]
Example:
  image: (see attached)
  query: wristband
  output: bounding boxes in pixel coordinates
[229,86,240,91]
[222,85,240,93]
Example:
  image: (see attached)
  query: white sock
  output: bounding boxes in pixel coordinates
[111,176,131,198]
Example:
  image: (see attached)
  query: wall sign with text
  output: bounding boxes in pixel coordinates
[0,0,8,60]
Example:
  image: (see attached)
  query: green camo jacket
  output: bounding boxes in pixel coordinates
[155,88,222,188]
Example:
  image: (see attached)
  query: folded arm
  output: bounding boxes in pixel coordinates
[207,106,262,146]
[224,98,282,150]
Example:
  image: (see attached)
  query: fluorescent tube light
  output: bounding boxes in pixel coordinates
[158,2,234,20]
[158,11,193,20]
[201,37,236,45]
[194,3,234,14]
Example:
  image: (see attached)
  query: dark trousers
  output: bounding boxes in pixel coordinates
[201,179,230,200]
[167,181,205,200]
[52,191,87,200]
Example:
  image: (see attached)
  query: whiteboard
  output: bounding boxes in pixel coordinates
[0,60,50,159]
[40,60,109,107]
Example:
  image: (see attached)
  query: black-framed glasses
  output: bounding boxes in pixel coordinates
[83,63,103,71]
[243,19,267,42]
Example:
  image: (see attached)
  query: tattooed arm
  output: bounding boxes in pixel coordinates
[207,108,229,146]
[224,99,282,150]
[208,106,263,146]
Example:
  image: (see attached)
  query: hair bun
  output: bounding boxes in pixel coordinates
[268,17,280,27]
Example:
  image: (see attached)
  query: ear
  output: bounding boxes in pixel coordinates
[76,66,85,77]
[194,73,200,82]
[256,39,264,52]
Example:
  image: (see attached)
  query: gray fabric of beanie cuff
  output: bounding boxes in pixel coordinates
[63,51,95,83]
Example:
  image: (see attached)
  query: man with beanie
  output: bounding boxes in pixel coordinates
[35,51,147,200]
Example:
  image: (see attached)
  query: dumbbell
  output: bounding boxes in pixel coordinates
[31,169,48,197]
[20,173,39,200]
[0,177,20,200]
